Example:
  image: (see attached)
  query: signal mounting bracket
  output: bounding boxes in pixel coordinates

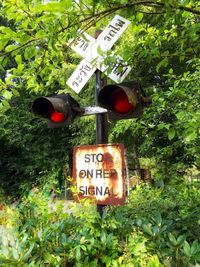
[83,106,108,115]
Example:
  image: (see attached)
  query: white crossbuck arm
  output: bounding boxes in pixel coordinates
[67,15,131,93]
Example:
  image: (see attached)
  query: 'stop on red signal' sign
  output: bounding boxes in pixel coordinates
[73,143,126,206]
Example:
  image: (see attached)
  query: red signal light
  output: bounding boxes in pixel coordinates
[113,89,134,113]
[32,94,82,128]
[50,112,65,122]
[97,81,149,120]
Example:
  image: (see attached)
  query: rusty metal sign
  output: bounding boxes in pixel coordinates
[72,143,126,205]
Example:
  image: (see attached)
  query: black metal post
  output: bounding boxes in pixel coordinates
[94,30,108,217]
[95,70,108,144]
[95,69,108,217]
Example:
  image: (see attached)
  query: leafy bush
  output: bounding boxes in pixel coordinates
[0,184,200,266]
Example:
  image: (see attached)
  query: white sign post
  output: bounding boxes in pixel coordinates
[67,15,131,93]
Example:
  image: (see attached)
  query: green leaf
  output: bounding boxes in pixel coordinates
[61,233,67,246]
[12,247,19,260]
[22,242,34,261]
[147,255,161,267]
[183,241,191,257]
[184,128,197,142]
[17,64,24,74]
[75,246,81,260]
[97,45,104,57]
[0,63,5,71]
[176,111,186,120]
[0,26,16,37]
[156,58,168,72]
[24,47,37,60]
[177,235,186,246]
[135,218,142,226]
[81,245,87,251]
[152,225,159,236]
[36,30,46,39]
[142,223,153,236]
[101,231,107,243]
[152,213,162,226]
[1,99,10,108]
[60,0,72,9]
[5,45,18,53]
[157,123,170,130]
[191,240,200,255]
[168,233,177,246]
[41,2,65,12]
[12,89,20,97]
[168,127,175,140]
[15,55,22,65]
[0,38,9,51]
[1,237,9,257]
[3,90,12,100]
[136,13,143,22]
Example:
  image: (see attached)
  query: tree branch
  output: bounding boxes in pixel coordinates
[1,0,199,58]
[178,5,200,15]
[0,39,39,58]
[58,1,200,35]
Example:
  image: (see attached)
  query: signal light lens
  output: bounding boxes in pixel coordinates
[50,112,65,122]
[97,81,146,121]
[113,89,134,113]
[32,94,83,128]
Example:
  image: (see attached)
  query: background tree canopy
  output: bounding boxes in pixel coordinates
[0,0,199,195]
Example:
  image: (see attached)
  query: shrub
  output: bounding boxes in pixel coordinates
[0,184,199,266]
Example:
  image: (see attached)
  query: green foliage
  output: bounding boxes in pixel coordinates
[0,184,200,266]
[0,91,74,195]
[0,84,100,196]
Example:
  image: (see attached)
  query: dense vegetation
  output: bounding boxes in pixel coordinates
[0,184,200,266]
[0,0,200,266]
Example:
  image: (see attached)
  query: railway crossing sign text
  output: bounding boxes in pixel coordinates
[67,15,131,93]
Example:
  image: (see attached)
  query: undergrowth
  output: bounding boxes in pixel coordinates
[0,184,200,266]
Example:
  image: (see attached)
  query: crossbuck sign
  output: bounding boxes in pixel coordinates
[67,15,131,93]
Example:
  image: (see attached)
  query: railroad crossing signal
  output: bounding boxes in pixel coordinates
[32,81,151,127]
[31,15,152,210]
[98,81,152,120]
[32,94,109,128]
[32,94,83,128]
[32,15,151,126]
[67,15,131,93]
